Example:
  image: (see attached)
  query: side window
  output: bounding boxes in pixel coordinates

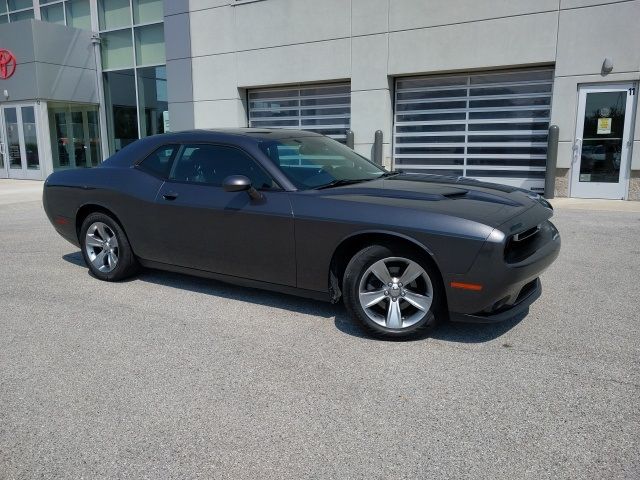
[169,144,277,190]
[138,145,179,179]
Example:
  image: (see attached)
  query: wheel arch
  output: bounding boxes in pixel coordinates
[75,203,127,241]
[328,230,447,310]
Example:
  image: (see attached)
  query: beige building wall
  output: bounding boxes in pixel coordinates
[167,0,640,197]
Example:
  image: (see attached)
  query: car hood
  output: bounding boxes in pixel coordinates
[307,173,552,228]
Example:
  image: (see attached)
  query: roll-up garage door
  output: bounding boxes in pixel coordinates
[393,69,554,192]
[248,83,351,143]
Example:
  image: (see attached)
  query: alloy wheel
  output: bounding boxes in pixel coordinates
[358,256,433,329]
[84,222,119,273]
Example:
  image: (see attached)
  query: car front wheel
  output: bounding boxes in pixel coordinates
[80,212,139,281]
[343,245,443,339]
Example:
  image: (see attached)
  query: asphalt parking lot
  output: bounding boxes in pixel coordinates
[1,182,638,479]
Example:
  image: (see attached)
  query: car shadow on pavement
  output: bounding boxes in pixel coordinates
[63,251,524,343]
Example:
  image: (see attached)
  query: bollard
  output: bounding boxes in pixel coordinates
[345,129,354,149]
[373,130,383,165]
[544,125,559,199]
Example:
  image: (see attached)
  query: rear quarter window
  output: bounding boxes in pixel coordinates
[137,145,179,178]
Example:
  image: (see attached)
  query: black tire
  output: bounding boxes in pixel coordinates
[79,212,139,281]
[342,244,444,339]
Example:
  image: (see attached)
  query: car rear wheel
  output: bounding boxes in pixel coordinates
[80,212,139,281]
[343,245,442,339]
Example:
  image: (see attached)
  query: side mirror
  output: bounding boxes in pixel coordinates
[222,175,263,200]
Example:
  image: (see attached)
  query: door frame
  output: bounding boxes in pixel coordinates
[0,102,46,180]
[570,82,637,200]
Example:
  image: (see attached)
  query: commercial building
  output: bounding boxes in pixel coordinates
[1,0,639,200]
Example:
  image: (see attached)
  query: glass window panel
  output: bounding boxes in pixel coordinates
[0,15,8,23]
[102,29,133,69]
[396,124,466,133]
[41,4,65,25]
[8,0,32,10]
[48,108,71,169]
[396,158,464,166]
[98,0,130,30]
[396,101,467,112]
[396,135,465,144]
[137,66,167,137]
[48,103,102,171]
[0,3,6,13]
[138,145,178,178]
[103,69,138,152]
[395,146,465,155]
[22,107,40,170]
[86,110,102,166]
[9,9,34,21]
[470,70,553,85]
[133,0,163,24]
[4,108,21,169]
[134,23,165,65]
[468,134,548,143]
[397,89,468,101]
[66,0,91,30]
[171,144,275,189]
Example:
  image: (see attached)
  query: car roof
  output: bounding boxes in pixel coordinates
[163,128,321,141]
[102,128,323,168]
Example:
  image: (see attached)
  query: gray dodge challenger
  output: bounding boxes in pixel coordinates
[43,129,560,339]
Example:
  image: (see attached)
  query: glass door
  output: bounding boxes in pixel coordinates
[570,84,637,199]
[0,104,44,180]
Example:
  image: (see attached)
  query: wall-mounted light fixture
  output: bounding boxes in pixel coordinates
[602,58,614,75]
[3,89,8,100]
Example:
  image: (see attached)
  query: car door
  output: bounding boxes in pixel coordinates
[152,143,296,287]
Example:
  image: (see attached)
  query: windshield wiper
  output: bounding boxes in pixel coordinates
[313,178,372,190]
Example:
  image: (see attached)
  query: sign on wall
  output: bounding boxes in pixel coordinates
[0,49,16,80]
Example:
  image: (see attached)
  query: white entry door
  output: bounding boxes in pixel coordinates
[0,104,44,180]
[570,84,636,199]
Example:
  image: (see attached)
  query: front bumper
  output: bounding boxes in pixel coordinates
[449,277,541,323]
[445,217,560,323]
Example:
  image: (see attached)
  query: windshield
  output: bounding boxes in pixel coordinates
[259,135,387,190]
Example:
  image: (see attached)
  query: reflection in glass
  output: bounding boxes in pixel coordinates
[102,29,134,70]
[41,3,65,24]
[22,107,39,170]
[133,0,163,24]
[98,0,130,30]
[8,0,31,10]
[579,92,627,183]
[66,0,91,30]
[137,66,167,137]
[134,23,165,66]
[104,69,139,152]
[4,108,21,169]
[9,9,34,21]
[48,103,102,171]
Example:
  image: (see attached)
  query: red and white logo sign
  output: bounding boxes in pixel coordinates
[0,49,17,80]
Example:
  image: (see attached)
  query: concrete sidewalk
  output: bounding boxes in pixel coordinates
[549,197,640,212]
[0,179,44,206]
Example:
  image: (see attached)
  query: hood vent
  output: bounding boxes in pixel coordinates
[442,189,522,207]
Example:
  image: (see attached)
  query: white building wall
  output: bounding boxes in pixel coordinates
[168,0,640,196]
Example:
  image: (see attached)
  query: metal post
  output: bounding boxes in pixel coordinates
[544,125,559,199]
[91,34,110,161]
[345,129,354,149]
[373,130,383,165]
